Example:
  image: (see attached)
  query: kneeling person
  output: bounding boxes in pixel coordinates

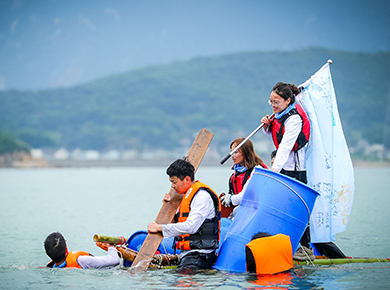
[246,232,293,275]
[148,158,221,270]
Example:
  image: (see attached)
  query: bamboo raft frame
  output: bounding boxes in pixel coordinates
[95,235,390,269]
[294,257,390,266]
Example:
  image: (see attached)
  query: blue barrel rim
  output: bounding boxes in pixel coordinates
[126,230,147,245]
[252,170,319,220]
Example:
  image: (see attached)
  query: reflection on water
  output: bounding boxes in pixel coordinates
[1,263,390,289]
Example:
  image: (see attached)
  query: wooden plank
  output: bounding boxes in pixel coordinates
[129,128,214,273]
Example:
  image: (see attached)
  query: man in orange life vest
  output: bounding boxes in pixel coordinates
[44,232,120,269]
[245,232,294,275]
[148,158,221,270]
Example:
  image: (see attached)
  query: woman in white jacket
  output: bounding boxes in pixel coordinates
[261,82,310,183]
[260,82,346,260]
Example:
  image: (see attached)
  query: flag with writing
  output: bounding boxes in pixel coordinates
[296,61,354,242]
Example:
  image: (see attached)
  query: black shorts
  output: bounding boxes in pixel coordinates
[178,251,217,270]
[280,169,307,184]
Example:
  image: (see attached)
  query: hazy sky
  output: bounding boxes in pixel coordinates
[0,0,389,90]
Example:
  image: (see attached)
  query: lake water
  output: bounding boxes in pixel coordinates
[0,166,389,289]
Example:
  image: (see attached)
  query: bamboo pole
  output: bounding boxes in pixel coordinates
[93,234,127,245]
[116,246,138,262]
[116,245,180,269]
[294,257,390,266]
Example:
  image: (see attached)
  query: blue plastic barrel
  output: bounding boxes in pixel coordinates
[213,167,319,272]
[126,231,177,254]
[217,218,232,255]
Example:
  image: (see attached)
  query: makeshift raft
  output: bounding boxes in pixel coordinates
[94,168,389,270]
[95,236,390,269]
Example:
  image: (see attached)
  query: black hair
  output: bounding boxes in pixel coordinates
[251,232,272,240]
[166,158,195,181]
[44,232,67,263]
[271,82,301,104]
[270,150,277,159]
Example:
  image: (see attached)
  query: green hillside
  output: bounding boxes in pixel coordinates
[0,48,389,153]
[0,130,30,155]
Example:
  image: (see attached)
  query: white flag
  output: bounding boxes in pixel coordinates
[296,61,354,243]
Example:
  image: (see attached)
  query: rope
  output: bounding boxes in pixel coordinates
[160,240,168,254]
[116,247,124,267]
[301,245,315,266]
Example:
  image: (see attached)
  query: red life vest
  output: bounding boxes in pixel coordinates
[229,164,268,195]
[270,104,310,152]
[176,181,221,251]
[229,169,252,195]
[47,251,92,268]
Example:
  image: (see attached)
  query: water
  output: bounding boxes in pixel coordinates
[1,166,389,289]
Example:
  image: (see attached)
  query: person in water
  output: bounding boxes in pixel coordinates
[260,82,346,260]
[147,158,221,270]
[220,138,267,218]
[44,232,120,269]
[246,232,294,275]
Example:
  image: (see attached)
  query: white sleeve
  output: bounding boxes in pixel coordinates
[162,190,215,238]
[77,247,120,269]
[271,115,302,172]
[262,126,272,135]
[230,186,244,206]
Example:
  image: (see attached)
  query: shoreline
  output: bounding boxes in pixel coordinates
[1,158,390,168]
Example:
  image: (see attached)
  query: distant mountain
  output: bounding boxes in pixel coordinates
[0,48,389,154]
[0,130,30,154]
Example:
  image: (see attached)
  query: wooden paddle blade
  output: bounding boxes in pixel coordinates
[129,128,214,273]
[185,128,215,170]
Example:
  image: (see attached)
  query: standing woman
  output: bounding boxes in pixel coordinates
[261,82,346,259]
[220,138,267,218]
[261,82,310,182]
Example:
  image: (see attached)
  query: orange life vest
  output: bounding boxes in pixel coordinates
[47,251,92,268]
[176,181,221,251]
[245,234,293,274]
[65,251,92,268]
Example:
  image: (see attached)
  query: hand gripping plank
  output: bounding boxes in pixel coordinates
[129,128,214,273]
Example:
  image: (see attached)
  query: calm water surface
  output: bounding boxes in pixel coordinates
[0,166,389,289]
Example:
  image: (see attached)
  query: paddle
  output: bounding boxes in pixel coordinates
[220,113,275,165]
[129,128,214,273]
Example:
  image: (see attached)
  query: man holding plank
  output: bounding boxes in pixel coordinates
[148,158,221,271]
